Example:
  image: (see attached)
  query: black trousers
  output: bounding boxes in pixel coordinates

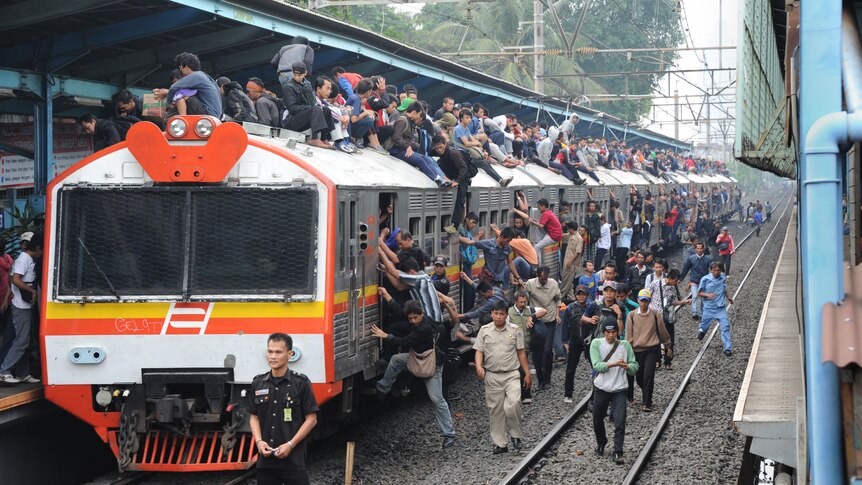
[664,322,675,365]
[593,388,627,454]
[284,106,332,140]
[518,360,532,400]
[451,180,469,228]
[257,468,310,485]
[634,346,661,408]
[563,337,591,398]
[472,158,503,183]
[530,322,556,386]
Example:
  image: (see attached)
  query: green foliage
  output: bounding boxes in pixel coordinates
[1,200,43,255]
[297,0,684,121]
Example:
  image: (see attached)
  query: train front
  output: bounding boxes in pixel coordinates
[40,117,338,471]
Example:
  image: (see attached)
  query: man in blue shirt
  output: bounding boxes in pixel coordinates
[680,242,712,320]
[154,52,222,118]
[345,79,381,149]
[697,261,734,355]
[578,261,601,302]
[458,227,522,289]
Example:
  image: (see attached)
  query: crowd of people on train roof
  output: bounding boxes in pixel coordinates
[78,46,731,190]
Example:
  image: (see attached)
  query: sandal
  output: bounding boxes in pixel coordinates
[665,363,672,370]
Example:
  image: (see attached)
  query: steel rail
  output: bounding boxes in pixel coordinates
[621,192,795,485]
[498,189,792,485]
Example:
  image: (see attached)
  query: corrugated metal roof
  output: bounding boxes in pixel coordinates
[822,263,862,367]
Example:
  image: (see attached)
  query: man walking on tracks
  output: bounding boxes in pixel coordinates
[697,261,735,356]
[474,300,532,454]
[590,320,638,465]
[624,289,672,412]
[680,242,712,321]
[249,333,319,485]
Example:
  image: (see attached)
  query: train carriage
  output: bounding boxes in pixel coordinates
[40,116,731,473]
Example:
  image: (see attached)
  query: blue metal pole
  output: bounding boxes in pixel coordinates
[799,0,845,482]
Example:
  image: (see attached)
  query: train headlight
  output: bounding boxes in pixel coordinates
[195,118,214,138]
[168,118,187,138]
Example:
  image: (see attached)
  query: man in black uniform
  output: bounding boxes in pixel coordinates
[250,333,319,485]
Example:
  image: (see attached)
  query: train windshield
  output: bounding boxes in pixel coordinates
[55,186,318,300]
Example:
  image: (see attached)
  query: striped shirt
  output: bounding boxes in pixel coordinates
[399,272,443,323]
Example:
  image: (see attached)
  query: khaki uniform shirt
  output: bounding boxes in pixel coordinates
[473,322,525,373]
[565,232,584,271]
[524,277,562,323]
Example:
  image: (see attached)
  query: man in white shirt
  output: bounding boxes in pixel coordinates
[595,214,612,269]
[0,234,43,384]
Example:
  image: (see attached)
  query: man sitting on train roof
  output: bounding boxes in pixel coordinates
[281,63,336,150]
[536,127,586,185]
[452,109,513,187]
[384,99,452,187]
[152,52,222,118]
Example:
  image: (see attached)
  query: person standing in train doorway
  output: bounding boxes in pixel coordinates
[249,333,319,485]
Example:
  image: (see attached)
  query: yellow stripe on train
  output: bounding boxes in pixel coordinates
[45,301,326,319]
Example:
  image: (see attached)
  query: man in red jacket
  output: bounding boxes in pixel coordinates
[714,227,736,276]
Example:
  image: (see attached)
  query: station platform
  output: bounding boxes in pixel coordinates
[733,207,805,469]
[0,382,45,425]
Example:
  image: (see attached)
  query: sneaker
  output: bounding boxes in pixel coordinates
[563,396,573,404]
[573,178,587,186]
[442,437,456,449]
[521,397,533,405]
[500,176,514,187]
[493,445,508,455]
[643,405,652,412]
[445,392,461,403]
[613,452,625,464]
[594,444,605,456]
[20,375,40,384]
[697,331,705,341]
[724,349,733,357]
[0,374,20,384]
[443,225,458,235]
[693,314,701,321]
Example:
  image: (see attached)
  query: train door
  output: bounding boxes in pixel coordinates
[346,192,362,359]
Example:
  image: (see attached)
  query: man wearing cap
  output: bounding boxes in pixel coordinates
[430,256,451,295]
[624,289,672,412]
[590,320,638,465]
[715,226,736,276]
[561,285,591,403]
[281,62,335,150]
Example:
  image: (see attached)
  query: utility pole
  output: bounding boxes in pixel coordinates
[533,0,545,94]
[674,87,679,140]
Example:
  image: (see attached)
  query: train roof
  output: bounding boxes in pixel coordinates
[520,164,578,186]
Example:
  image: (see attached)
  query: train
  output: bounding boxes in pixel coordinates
[40,116,738,472]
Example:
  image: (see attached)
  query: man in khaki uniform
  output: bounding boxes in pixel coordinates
[560,221,584,301]
[474,300,532,454]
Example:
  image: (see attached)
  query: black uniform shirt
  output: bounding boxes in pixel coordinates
[250,370,319,470]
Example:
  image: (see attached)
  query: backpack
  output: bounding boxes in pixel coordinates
[110,115,141,141]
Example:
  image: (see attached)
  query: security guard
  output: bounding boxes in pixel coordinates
[249,333,319,485]
[474,300,532,454]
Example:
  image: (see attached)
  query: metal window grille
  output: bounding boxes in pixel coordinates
[56,186,317,299]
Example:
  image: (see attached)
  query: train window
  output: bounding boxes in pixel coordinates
[379,193,395,232]
[409,217,421,237]
[425,216,436,235]
[501,209,509,225]
[425,216,436,260]
[349,201,357,239]
[479,211,488,229]
[490,210,498,226]
[56,187,318,299]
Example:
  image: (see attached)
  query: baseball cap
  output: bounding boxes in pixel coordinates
[637,289,652,301]
[600,280,617,291]
[575,285,588,295]
[397,97,416,112]
[291,62,307,73]
[20,232,33,242]
[721,226,728,231]
[433,255,448,266]
[603,321,619,332]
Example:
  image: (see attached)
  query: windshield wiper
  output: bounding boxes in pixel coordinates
[78,237,121,300]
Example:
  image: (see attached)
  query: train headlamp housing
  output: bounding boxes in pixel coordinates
[168,118,187,138]
[194,118,214,138]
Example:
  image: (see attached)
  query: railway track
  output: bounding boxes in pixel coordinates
[108,469,255,485]
[498,190,795,485]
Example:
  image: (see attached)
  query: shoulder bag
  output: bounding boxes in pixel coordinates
[407,335,437,379]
